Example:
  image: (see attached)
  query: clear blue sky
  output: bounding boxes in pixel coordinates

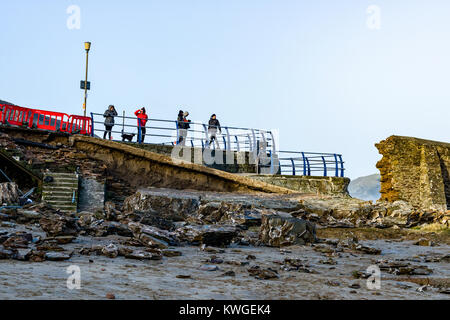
[1,0,449,179]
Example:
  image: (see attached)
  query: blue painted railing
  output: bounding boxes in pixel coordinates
[90,112,345,178]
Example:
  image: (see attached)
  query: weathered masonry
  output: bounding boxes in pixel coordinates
[376,135,450,212]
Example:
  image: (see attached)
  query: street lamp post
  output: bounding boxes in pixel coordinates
[83,42,91,117]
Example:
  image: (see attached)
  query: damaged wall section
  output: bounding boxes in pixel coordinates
[376,135,450,212]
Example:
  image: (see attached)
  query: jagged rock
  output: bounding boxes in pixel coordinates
[39,214,79,237]
[199,264,219,271]
[15,210,42,223]
[0,183,20,205]
[45,251,72,261]
[136,210,175,231]
[0,248,17,259]
[259,213,316,247]
[248,266,279,280]
[414,238,435,246]
[125,250,160,260]
[175,224,238,247]
[102,244,119,258]
[36,243,65,252]
[162,249,182,257]
[28,250,46,262]
[77,212,97,228]
[129,222,178,248]
[2,233,32,249]
[138,233,169,249]
[377,260,433,275]
[282,258,312,272]
[123,189,200,221]
[354,244,381,255]
[94,222,133,238]
[104,201,120,221]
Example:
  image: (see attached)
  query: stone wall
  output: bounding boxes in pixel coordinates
[247,175,350,196]
[122,143,257,174]
[376,135,450,212]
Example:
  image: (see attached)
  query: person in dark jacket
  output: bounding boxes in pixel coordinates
[177,111,191,146]
[207,114,221,149]
[103,105,118,140]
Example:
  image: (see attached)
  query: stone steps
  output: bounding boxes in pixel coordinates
[42,172,79,213]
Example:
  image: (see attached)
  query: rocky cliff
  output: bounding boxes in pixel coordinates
[376,135,450,212]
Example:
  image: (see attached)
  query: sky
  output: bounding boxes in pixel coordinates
[1,0,449,179]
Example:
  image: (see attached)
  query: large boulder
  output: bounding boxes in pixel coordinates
[123,189,200,221]
[175,224,238,247]
[259,212,316,247]
[128,222,179,248]
[39,214,80,237]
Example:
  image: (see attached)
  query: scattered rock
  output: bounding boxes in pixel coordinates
[39,214,79,237]
[44,251,72,261]
[248,266,279,280]
[199,264,219,272]
[162,249,182,257]
[106,293,116,300]
[414,239,435,247]
[102,244,119,259]
[176,224,238,247]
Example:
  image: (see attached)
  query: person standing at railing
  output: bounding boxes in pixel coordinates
[103,105,118,140]
[135,107,148,143]
[177,111,191,146]
[206,114,222,149]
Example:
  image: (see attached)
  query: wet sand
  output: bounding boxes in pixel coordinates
[0,225,449,300]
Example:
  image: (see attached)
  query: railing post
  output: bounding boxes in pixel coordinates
[339,155,344,177]
[322,156,327,177]
[270,150,274,175]
[191,139,194,148]
[235,136,240,151]
[251,129,256,153]
[90,112,94,137]
[269,131,276,160]
[306,157,311,176]
[290,158,296,176]
[334,154,339,177]
[202,124,209,147]
[175,121,179,145]
[247,134,252,151]
[225,127,231,151]
[222,136,227,150]
[301,152,307,176]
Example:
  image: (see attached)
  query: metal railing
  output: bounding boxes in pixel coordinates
[0,104,346,178]
[277,151,345,177]
[90,112,276,154]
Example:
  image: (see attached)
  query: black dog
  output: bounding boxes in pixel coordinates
[121,132,136,142]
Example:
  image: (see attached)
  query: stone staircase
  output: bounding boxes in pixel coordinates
[42,172,79,213]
